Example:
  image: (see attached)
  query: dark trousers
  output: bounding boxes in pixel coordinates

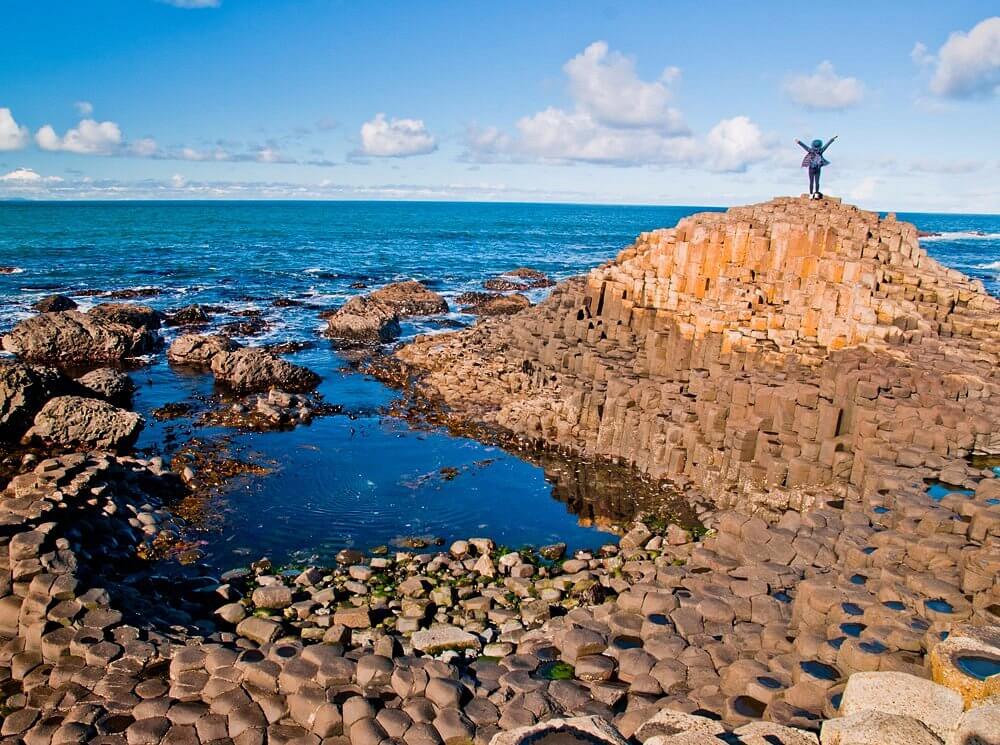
[808,166,821,194]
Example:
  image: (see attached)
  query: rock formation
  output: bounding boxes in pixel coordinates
[22,395,143,451]
[74,367,136,406]
[392,197,1000,513]
[88,302,162,330]
[167,333,240,367]
[210,347,320,393]
[2,310,158,364]
[31,294,77,312]
[325,280,448,346]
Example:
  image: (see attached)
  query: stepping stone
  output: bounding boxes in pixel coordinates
[412,626,481,655]
[489,715,628,745]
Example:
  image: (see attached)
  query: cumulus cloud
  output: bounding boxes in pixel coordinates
[563,41,686,131]
[359,113,437,157]
[0,168,63,184]
[783,61,865,110]
[922,16,1000,98]
[848,176,879,201]
[705,116,773,173]
[75,101,94,116]
[463,41,773,171]
[0,108,30,151]
[36,118,123,154]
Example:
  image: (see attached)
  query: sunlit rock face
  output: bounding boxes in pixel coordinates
[393,196,1000,512]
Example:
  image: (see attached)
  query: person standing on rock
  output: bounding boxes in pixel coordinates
[796,136,837,199]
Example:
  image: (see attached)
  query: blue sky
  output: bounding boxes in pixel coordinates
[1,0,998,211]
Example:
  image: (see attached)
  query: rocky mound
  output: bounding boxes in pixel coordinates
[88,301,162,330]
[22,395,143,451]
[31,293,77,312]
[167,333,240,367]
[325,280,447,346]
[75,367,136,406]
[391,196,1000,510]
[210,347,320,393]
[2,310,158,364]
[0,361,59,440]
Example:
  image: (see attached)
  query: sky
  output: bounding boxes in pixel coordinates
[1,0,998,212]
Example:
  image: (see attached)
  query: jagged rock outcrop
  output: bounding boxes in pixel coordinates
[210,347,320,393]
[167,333,240,367]
[22,395,143,450]
[2,310,158,364]
[325,280,447,345]
[369,279,448,316]
[459,291,531,316]
[325,295,402,345]
[165,303,211,327]
[392,197,1000,511]
[31,293,77,312]
[0,361,57,441]
[88,301,162,330]
[74,367,135,406]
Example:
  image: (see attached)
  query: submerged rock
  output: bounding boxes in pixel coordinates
[23,395,143,451]
[2,310,157,364]
[167,333,240,367]
[210,347,320,393]
[75,367,135,406]
[32,294,77,312]
[88,302,162,329]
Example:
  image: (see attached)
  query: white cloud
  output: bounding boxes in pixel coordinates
[563,41,686,131]
[129,137,159,157]
[36,118,123,154]
[159,0,221,7]
[0,108,30,151]
[849,176,879,201]
[170,174,187,188]
[359,113,437,157]
[75,100,94,116]
[515,107,699,165]
[0,168,62,184]
[784,61,865,110]
[705,116,773,172]
[911,42,933,67]
[925,16,1000,98]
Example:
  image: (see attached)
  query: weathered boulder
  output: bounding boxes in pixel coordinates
[370,280,448,316]
[0,362,56,441]
[23,395,143,451]
[32,294,77,312]
[165,304,210,327]
[75,368,135,406]
[820,710,941,745]
[411,626,481,655]
[634,709,726,742]
[490,716,629,745]
[210,348,320,393]
[88,302,162,330]
[325,295,401,346]
[167,334,240,367]
[462,293,531,316]
[2,311,157,364]
[930,625,1000,708]
[840,671,963,740]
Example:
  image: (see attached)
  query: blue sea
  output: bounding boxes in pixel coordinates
[1,201,998,569]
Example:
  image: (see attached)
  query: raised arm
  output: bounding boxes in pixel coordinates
[796,139,810,152]
[820,136,838,153]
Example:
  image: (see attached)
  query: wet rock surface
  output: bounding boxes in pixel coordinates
[22,395,143,451]
[31,294,77,313]
[0,198,996,745]
[2,310,158,364]
[167,333,240,368]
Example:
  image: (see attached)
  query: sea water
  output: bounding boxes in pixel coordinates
[1,201,997,569]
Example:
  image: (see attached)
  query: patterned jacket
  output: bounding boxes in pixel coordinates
[798,140,832,168]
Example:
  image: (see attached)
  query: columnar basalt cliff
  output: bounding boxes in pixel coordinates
[394,197,1000,513]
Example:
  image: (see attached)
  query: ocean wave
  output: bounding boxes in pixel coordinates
[920,231,1000,242]
[977,260,1000,270]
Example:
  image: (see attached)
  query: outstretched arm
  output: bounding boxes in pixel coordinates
[821,135,838,153]
[796,139,809,151]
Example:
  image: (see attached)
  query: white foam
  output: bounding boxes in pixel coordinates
[977,260,1000,270]
[1,267,24,274]
[920,231,1000,242]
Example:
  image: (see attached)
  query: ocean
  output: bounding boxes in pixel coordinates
[1,201,998,569]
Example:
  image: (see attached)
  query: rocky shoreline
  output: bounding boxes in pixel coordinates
[0,196,997,744]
